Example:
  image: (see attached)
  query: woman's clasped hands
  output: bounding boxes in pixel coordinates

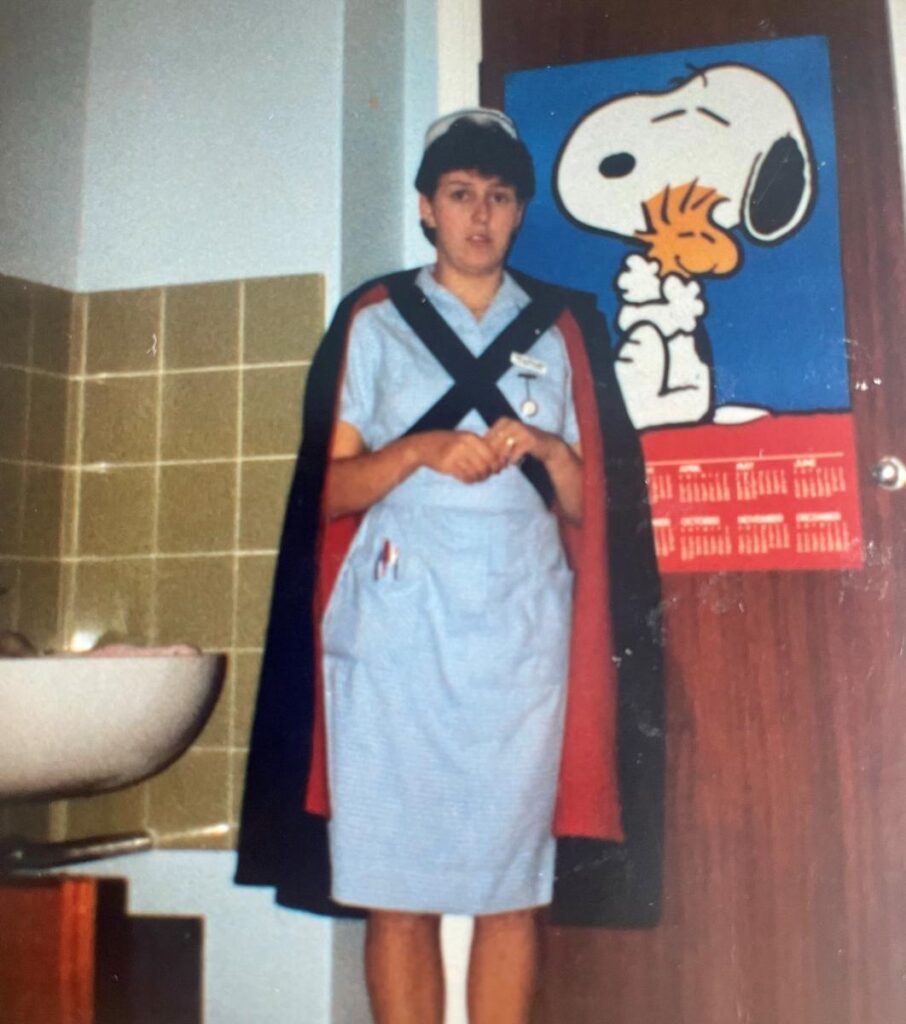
[417,417,564,485]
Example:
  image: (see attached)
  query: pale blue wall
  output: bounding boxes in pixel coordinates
[403,0,441,269]
[339,0,439,292]
[78,0,345,292]
[341,0,406,292]
[0,0,92,286]
[0,0,439,296]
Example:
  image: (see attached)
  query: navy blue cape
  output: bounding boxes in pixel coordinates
[235,268,665,928]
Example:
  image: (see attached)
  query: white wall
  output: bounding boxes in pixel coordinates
[0,0,447,300]
[77,0,345,293]
[404,0,442,267]
[339,0,470,289]
[340,0,407,292]
[330,920,371,1024]
[0,0,92,286]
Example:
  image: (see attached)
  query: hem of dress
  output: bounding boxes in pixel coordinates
[330,861,555,917]
[330,891,554,916]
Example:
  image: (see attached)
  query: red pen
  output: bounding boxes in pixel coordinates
[374,539,400,580]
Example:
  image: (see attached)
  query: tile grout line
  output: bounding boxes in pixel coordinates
[57,293,89,842]
[2,549,279,564]
[10,289,37,631]
[64,296,89,648]
[54,298,77,655]
[0,453,297,472]
[227,280,247,825]
[0,362,70,381]
[145,288,167,830]
[148,288,166,641]
[56,295,84,651]
[0,357,314,382]
[55,295,82,839]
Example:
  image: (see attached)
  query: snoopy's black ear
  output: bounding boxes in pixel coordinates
[744,133,815,243]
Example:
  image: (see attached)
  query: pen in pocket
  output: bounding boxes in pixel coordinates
[374,538,400,580]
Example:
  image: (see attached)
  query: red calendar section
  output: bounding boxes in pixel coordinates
[641,413,863,573]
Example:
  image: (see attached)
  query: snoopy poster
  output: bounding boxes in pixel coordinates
[506,35,863,572]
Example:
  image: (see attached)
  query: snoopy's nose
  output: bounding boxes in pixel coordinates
[598,153,636,178]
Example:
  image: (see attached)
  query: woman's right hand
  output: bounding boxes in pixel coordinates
[414,430,505,484]
[323,424,505,519]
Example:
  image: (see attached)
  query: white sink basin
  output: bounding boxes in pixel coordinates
[0,654,225,800]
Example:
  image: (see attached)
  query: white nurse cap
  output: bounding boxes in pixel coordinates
[423,107,519,149]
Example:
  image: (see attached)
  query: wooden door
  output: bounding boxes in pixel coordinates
[482,2,906,1022]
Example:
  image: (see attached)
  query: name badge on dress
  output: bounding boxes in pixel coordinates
[510,352,547,376]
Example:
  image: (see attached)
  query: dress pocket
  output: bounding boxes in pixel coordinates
[468,556,573,694]
[322,544,425,667]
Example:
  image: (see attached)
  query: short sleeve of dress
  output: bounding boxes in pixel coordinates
[336,312,378,448]
[561,345,581,447]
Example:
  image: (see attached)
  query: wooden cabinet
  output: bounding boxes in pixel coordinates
[0,878,96,1024]
[0,877,201,1024]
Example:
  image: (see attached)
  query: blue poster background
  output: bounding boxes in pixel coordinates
[505,35,850,413]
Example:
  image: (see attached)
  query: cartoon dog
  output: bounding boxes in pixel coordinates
[555,63,816,429]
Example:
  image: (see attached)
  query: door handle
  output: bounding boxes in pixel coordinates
[872,456,906,491]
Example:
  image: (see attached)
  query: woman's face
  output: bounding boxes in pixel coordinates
[419,169,524,279]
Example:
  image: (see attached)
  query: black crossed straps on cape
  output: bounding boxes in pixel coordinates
[386,276,567,508]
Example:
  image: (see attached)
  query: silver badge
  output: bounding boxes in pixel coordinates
[518,372,539,418]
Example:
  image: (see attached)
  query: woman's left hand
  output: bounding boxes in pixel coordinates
[484,417,560,468]
[484,417,584,525]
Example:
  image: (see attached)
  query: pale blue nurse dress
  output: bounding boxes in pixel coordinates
[321,268,579,914]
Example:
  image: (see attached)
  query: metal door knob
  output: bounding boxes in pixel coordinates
[872,456,906,491]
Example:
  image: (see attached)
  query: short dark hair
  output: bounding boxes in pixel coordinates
[415,118,535,244]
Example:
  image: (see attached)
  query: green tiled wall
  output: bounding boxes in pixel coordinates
[0,272,325,848]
